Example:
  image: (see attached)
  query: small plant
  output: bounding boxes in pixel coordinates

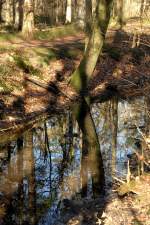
[0,64,11,77]
[13,55,41,76]
[34,24,82,41]
[0,79,13,92]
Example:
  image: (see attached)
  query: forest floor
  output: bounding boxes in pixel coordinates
[0,20,150,129]
[55,173,150,225]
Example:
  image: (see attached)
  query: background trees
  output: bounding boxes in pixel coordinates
[0,0,149,36]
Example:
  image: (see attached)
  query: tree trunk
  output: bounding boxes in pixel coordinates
[55,0,59,24]
[110,97,118,176]
[16,137,24,224]
[12,0,20,29]
[80,133,89,197]
[18,0,24,30]
[74,100,105,195]
[116,0,124,27]
[5,0,12,25]
[70,0,113,195]
[22,0,34,38]
[24,131,36,224]
[85,0,92,49]
[0,0,4,23]
[76,0,85,27]
[66,0,72,23]
[70,0,113,95]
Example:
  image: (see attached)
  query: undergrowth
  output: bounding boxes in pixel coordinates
[13,54,41,77]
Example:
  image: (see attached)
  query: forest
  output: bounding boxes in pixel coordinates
[0,0,150,225]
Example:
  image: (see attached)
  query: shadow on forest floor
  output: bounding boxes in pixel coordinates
[0,21,149,132]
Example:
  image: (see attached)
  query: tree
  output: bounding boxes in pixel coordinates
[65,0,72,23]
[76,0,85,27]
[116,0,124,27]
[85,0,92,48]
[22,0,34,37]
[24,131,36,224]
[70,0,113,94]
[0,0,5,23]
[5,0,12,25]
[70,0,113,194]
[110,97,118,175]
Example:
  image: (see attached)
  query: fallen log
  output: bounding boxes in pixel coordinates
[0,111,48,144]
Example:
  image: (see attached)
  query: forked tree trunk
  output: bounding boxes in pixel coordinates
[71,0,113,195]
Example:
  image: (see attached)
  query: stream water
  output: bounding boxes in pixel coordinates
[0,96,149,225]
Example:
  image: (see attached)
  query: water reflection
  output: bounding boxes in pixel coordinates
[0,96,149,224]
[92,96,150,183]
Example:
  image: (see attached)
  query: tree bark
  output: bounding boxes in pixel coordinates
[74,99,105,195]
[0,0,4,23]
[22,0,34,37]
[116,0,124,27]
[70,0,113,95]
[66,0,72,23]
[24,131,36,224]
[70,0,113,195]
[76,0,85,27]
[85,0,93,49]
[5,0,12,25]
[110,97,118,175]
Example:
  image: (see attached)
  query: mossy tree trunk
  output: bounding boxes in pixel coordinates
[85,0,92,49]
[71,0,113,195]
[70,0,113,95]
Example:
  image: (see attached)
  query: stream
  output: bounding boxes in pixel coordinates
[0,96,149,225]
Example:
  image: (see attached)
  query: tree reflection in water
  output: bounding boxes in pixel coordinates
[0,96,149,224]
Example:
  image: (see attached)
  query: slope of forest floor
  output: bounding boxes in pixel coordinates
[55,173,150,225]
[0,20,150,130]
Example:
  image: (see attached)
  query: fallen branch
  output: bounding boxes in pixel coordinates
[25,77,75,101]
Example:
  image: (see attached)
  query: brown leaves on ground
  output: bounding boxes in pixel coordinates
[103,174,150,225]
[0,20,150,126]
